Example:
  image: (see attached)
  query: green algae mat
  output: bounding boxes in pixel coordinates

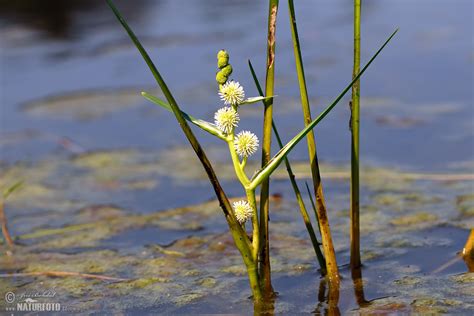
[0,148,472,314]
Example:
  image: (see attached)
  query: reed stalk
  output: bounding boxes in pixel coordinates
[248,60,326,273]
[0,200,13,248]
[287,0,339,282]
[350,0,362,269]
[259,0,279,295]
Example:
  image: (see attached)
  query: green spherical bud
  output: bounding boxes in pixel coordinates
[217,50,229,60]
[217,56,229,69]
[221,64,233,77]
[216,71,228,85]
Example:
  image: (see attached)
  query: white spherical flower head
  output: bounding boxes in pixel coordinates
[219,81,245,106]
[233,200,253,224]
[234,131,259,158]
[214,107,240,134]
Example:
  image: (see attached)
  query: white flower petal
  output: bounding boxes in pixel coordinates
[219,81,245,106]
[234,131,259,157]
[233,200,253,224]
[214,107,239,134]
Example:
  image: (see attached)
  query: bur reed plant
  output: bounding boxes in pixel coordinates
[107,0,397,304]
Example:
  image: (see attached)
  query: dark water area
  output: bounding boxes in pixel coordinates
[0,0,473,314]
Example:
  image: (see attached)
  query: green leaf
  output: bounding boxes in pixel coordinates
[249,28,398,189]
[305,181,321,236]
[3,181,24,200]
[142,92,226,140]
[240,96,274,105]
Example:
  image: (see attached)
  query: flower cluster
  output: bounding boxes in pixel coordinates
[233,200,253,224]
[214,107,239,134]
[219,81,245,106]
[213,50,259,161]
[234,131,259,158]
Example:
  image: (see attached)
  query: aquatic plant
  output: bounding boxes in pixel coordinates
[248,60,326,273]
[107,0,396,304]
[0,181,23,248]
[287,0,339,283]
[259,0,280,294]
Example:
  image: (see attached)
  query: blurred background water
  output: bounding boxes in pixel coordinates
[0,1,473,313]
[1,0,472,168]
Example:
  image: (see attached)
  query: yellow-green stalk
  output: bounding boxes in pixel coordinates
[350,0,362,269]
[259,0,279,295]
[287,0,339,282]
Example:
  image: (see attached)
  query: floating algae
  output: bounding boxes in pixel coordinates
[22,88,161,120]
[1,147,473,313]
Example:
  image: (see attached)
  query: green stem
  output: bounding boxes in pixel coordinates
[240,156,248,170]
[226,136,258,260]
[246,189,260,260]
[305,182,321,236]
[288,0,339,282]
[247,264,263,302]
[227,137,251,187]
[259,0,279,295]
[350,0,362,269]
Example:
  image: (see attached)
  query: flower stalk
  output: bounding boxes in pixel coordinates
[350,0,362,269]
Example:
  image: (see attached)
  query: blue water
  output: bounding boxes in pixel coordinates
[1,0,472,171]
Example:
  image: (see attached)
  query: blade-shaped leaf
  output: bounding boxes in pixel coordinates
[249,28,398,189]
[305,181,321,237]
[142,92,226,140]
[240,96,274,105]
[3,181,24,200]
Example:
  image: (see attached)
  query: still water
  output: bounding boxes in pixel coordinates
[0,0,473,314]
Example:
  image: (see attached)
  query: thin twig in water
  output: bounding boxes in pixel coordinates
[0,271,128,282]
[0,200,14,248]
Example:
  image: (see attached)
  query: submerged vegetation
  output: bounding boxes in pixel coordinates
[0,0,472,314]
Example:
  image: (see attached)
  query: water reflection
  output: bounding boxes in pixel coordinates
[313,278,341,315]
[312,267,371,315]
[0,0,153,40]
[351,267,370,307]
